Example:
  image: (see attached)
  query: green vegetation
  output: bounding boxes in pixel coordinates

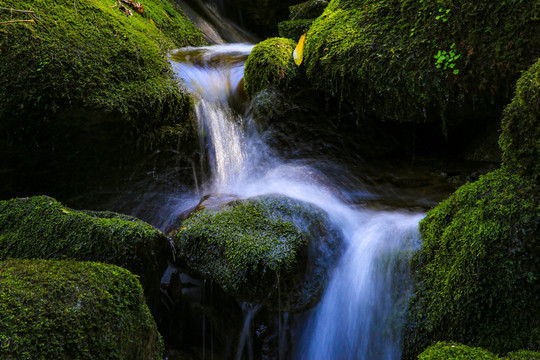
[419,342,540,360]
[402,168,539,358]
[0,196,169,298]
[303,0,538,133]
[278,19,314,41]
[244,37,299,99]
[0,0,204,152]
[418,342,498,360]
[499,58,540,180]
[173,194,342,312]
[0,259,162,359]
[403,58,540,359]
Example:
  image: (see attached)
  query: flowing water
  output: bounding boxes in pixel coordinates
[169,44,424,359]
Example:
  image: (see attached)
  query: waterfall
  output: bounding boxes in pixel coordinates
[170,44,424,359]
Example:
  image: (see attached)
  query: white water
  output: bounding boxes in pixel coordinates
[170,44,424,359]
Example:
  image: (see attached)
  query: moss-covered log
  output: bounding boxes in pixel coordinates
[303,0,539,132]
[173,194,343,312]
[244,37,299,99]
[0,259,162,359]
[0,196,170,301]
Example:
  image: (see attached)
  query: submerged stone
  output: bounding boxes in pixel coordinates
[172,194,343,312]
[0,195,170,303]
[0,259,162,359]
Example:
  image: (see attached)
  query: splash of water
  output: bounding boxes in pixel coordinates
[170,44,424,359]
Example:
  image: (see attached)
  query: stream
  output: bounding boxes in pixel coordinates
[168,43,425,359]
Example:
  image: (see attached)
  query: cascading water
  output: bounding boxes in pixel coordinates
[169,44,425,359]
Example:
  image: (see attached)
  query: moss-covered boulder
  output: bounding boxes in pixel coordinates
[402,169,539,359]
[0,196,170,302]
[0,0,205,199]
[172,194,343,312]
[278,0,328,40]
[0,259,162,359]
[244,37,299,99]
[499,58,540,180]
[303,0,538,133]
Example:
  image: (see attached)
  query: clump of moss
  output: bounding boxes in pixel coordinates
[499,58,540,180]
[0,196,170,300]
[304,0,538,133]
[173,194,343,312]
[402,169,539,359]
[244,37,299,99]
[0,259,162,359]
[419,342,540,360]
[418,342,499,360]
[505,350,540,360]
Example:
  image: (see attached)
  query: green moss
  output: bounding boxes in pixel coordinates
[0,259,162,359]
[173,194,342,312]
[244,37,299,99]
[403,169,539,359]
[0,0,204,148]
[505,350,540,360]
[499,59,540,180]
[278,19,313,40]
[419,342,499,360]
[0,196,169,298]
[304,0,538,131]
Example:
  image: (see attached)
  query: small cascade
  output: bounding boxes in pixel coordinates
[169,44,425,359]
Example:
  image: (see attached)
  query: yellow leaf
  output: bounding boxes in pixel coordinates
[149,18,157,28]
[61,208,72,214]
[293,33,307,66]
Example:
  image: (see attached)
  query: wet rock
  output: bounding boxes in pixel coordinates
[172,194,344,313]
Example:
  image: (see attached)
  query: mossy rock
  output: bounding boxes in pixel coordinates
[499,58,540,180]
[0,196,170,301]
[418,342,499,360]
[505,350,540,360]
[402,169,540,359]
[244,37,300,99]
[173,194,343,312]
[0,0,205,198]
[304,0,539,133]
[0,259,162,359]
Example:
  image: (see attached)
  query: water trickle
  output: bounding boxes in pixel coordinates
[170,44,425,359]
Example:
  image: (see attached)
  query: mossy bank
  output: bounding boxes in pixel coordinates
[0,195,170,303]
[0,259,162,359]
[303,0,538,134]
[0,0,205,199]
